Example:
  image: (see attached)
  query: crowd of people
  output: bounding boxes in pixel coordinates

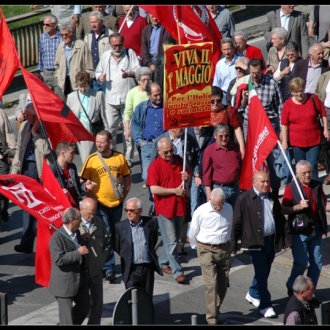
[1,4,329,326]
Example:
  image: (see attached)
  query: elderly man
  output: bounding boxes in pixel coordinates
[291,43,329,93]
[281,160,327,308]
[131,82,167,215]
[264,5,309,58]
[213,38,240,106]
[54,23,94,101]
[83,10,114,91]
[202,124,242,209]
[48,207,90,325]
[189,188,233,325]
[95,32,140,153]
[233,171,291,319]
[119,5,147,60]
[78,198,110,325]
[147,137,191,284]
[76,5,119,40]
[38,14,62,97]
[80,130,131,283]
[284,275,318,325]
[114,197,163,298]
[11,103,52,254]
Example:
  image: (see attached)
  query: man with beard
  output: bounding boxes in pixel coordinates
[95,32,140,156]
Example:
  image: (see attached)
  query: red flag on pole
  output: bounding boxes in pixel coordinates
[0,9,19,99]
[239,81,279,190]
[19,66,95,150]
[0,170,70,287]
[139,5,222,70]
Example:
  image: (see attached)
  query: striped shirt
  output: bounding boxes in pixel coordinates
[38,30,62,71]
[243,75,283,121]
[130,219,151,264]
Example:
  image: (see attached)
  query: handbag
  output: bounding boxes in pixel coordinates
[77,91,104,136]
[311,94,324,129]
[291,188,314,232]
[96,151,124,200]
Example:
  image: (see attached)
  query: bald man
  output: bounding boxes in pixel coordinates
[232,171,291,319]
[78,198,109,324]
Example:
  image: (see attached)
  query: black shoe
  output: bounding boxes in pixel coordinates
[148,205,155,216]
[309,297,323,308]
[286,283,293,297]
[14,245,33,254]
[1,210,9,222]
[178,249,188,256]
[105,272,116,282]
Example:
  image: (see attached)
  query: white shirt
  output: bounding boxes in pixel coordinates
[63,225,78,245]
[126,12,138,28]
[95,49,140,105]
[324,78,330,108]
[189,201,233,249]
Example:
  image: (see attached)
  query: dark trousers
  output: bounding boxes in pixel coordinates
[56,270,90,325]
[125,263,155,298]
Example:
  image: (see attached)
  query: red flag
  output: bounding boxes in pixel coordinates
[139,5,222,71]
[0,170,70,287]
[235,83,248,110]
[239,81,279,190]
[0,9,19,99]
[36,159,72,287]
[19,66,95,150]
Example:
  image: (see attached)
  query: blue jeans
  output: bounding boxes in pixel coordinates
[157,214,184,279]
[141,141,153,183]
[97,202,123,275]
[186,180,200,236]
[244,118,281,192]
[287,222,323,290]
[213,182,240,209]
[248,236,275,310]
[292,145,320,181]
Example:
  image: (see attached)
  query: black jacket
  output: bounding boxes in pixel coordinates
[284,294,318,325]
[232,187,292,251]
[291,58,329,82]
[114,216,163,284]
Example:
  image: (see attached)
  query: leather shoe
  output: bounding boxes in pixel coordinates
[1,210,9,222]
[324,175,330,185]
[162,267,172,274]
[148,205,155,216]
[105,272,116,282]
[14,245,33,254]
[318,163,325,171]
[175,275,186,283]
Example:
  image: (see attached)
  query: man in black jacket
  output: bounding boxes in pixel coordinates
[233,170,291,318]
[284,275,318,325]
[114,197,163,298]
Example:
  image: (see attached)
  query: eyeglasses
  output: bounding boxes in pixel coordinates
[162,149,174,155]
[140,79,151,83]
[286,52,297,57]
[124,208,141,213]
[60,33,70,37]
[111,44,123,48]
[217,134,230,139]
[300,170,312,175]
[43,23,53,27]
[211,99,222,104]
[84,211,95,216]
[235,66,245,72]
[292,91,304,95]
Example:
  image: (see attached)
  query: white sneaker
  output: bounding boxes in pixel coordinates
[260,307,277,318]
[245,292,260,307]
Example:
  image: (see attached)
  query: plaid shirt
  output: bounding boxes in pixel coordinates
[243,74,283,121]
[38,30,62,71]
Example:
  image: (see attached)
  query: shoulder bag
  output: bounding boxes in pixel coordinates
[96,151,124,200]
[77,91,104,136]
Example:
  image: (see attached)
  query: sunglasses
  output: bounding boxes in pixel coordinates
[162,149,174,155]
[235,66,245,72]
[218,134,230,139]
[211,99,222,104]
[43,23,53,27]
[124,208,140,213]
[140,79,151,83]
[60,33,70,37]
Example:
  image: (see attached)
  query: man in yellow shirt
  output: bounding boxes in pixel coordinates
[80,130,131,283]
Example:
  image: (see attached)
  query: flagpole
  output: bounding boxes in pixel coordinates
[49,224,80,248]
[118,5,134,33]
[182,127,188,188]
[277,141,305,201]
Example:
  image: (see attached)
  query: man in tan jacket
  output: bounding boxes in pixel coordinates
[54,23,94,101]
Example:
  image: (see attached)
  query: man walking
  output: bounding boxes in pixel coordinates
[189,188,233,325]
[79,130,131,283]
[233,171,291,318]
[281,160,327,307]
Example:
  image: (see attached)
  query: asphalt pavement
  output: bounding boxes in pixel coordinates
[2,5,330,326]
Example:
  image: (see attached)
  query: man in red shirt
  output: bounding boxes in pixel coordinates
[119,5,147,61]
[147,137,191,284]
[202,123,242,209]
